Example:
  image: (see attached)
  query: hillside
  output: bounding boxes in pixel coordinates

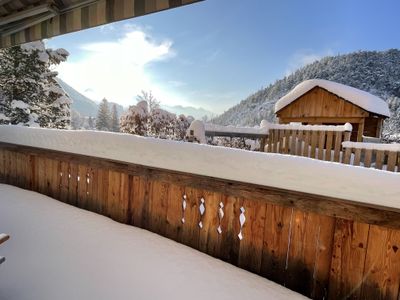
[57,79,124,117]
[212,49,400,139]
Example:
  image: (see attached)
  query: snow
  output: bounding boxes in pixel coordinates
[275,79,390,117]
[0,184,307,300]
[0,126,399,209]
[187,120,206,143]
[267,122,353,132]
[0,113,10,121]
[342,141,400,151]
[10,100,29,110]
[20,41,49,62]
[205,123,269,135]
[136,100,149,117]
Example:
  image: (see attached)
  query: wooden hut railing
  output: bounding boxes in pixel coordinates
[265,123,352,162]
[1,142,400,300]
[342,141,400,172]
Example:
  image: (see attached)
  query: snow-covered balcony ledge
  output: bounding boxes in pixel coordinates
[1,125,400,300]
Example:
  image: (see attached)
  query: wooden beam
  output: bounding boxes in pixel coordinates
[0,4,52,26]
[357,119,365,142]
[1,11,57,36]
[59,0,99,13]
[279,117,364,124]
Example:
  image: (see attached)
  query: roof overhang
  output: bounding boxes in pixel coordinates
[0,0,203,48]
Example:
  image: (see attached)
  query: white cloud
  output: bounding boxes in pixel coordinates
[285,49,334,76]
[56,29,188,107]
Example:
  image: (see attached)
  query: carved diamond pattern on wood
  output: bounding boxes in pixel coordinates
[181,194,187,224]
[238,206,246,240]
[217,202,224,234]
[198,197,205,228]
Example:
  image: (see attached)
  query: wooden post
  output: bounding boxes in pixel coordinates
[259,136,267,152]
[357,120,365,142]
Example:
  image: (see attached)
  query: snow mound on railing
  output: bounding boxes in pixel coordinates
[0,125,399,209]
[342,141,400,151]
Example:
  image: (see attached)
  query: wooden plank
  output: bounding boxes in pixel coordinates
[333,131,342,163]
[284,129,290,154]
[130,175,149,229]
[375,150,384,170]
[180,186,201,250]
[198,190,221,257]
[310,130,318,159]
[260,204,293,285]
[325,131,333,162]
[357,119,365,142]
[317,130,326,160]
[67,162,79,206]
[148,180,169,235]
[360,226,400,300]
[296,130,303,156]
[329,219,370,299]
[278,129,285,153]
[285,210,324,296]
[237,198,266,274]
[387,151,397,172]
[267,130,273,153]
[302,130,311,157]
[354,148,362,166]
[272,129,278,153]
[165,182,186,243]
[312,215,336,300]
[364,149,373,168]
[218,195,241,264]
[343,147,352,165]
[291,130,298,155]
[59,161,69,203]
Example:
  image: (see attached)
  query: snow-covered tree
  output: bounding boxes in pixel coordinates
[0,41,71,128]
[110,104,120,132]
[120,100,149,135]
[96,98,111,131]
[136,90,159,113]
[120,91,191,140]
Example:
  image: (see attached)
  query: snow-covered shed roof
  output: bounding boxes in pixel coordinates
[275,79,390,117]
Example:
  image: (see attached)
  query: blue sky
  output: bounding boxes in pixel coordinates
[47,0,400,114]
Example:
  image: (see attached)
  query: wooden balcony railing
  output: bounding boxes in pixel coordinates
[1,140,400,300]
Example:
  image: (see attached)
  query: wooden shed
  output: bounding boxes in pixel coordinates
[275,79,390,141]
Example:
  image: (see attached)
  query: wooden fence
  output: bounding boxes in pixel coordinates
[343,142,400,172]
[1,142,400,299]
[266,125,352,163]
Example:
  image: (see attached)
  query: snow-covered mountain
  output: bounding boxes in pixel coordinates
[57,79,124,117]
[160,104,214,120]
[212,49,400,139]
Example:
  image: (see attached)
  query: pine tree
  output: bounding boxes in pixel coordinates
[0,41,71,128]
[88,116,94,129]
[110,104,120,132]
[96,98,111,131]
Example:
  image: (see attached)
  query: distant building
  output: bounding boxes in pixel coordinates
[275,79,390,141]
